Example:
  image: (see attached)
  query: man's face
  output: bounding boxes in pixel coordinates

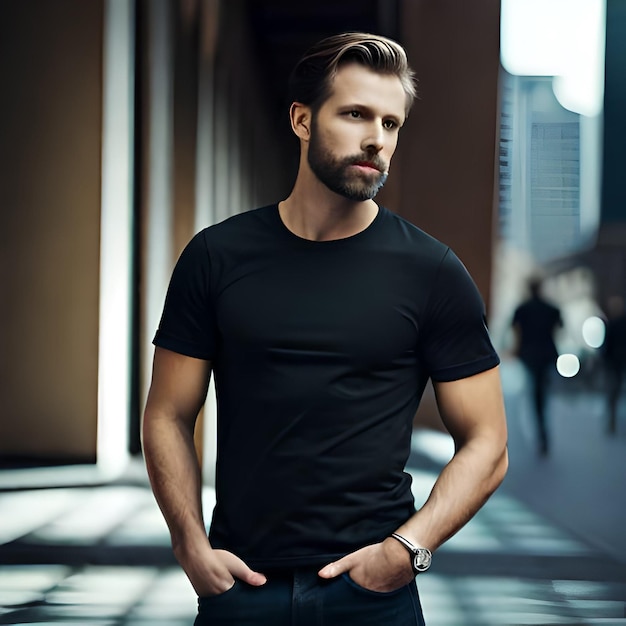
[307,63,407,201]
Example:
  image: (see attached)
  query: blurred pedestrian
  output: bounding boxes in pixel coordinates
[512,277,563,455]
[602,296,626,435]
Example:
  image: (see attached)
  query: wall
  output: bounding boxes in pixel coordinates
[601,0,626,226]
[0,0,104,464]
[394,0,501,303]
[583,0,626,312]
[137,0,293,474]
[389,0,502,428]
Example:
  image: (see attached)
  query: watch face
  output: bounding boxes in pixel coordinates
[413,549,432,572]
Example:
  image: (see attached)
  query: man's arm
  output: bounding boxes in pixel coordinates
[319,366,508,591]
[142,346,267,596]
[396,366,508,548]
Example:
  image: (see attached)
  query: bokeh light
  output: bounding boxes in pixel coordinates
[556,354,581,377]
[581,316,606,348]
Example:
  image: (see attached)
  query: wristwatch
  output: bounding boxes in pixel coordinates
[390,533,432,574]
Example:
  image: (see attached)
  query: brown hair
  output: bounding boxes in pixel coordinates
[288,32,417,115]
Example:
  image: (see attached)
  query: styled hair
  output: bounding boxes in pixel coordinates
[288,32,418,115]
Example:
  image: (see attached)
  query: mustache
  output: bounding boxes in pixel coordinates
[345,153,388,173]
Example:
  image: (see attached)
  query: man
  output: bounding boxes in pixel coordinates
[143,32,508,626]
[512,277,563,455]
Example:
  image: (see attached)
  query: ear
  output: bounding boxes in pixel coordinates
[289,102,312,141]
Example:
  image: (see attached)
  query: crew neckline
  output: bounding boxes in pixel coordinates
[272,204,385,245]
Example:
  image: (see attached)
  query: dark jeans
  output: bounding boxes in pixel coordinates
[194,566,426,626]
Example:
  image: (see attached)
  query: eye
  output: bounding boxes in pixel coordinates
[383,119,398,130]
[347,110,362,119]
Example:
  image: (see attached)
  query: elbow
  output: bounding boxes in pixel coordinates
[492,444,509,490]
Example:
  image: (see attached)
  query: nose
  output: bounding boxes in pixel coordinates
[361,123,384,153]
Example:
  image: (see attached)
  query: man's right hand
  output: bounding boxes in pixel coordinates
[175,542,267,597]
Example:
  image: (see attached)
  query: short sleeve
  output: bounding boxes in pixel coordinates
[419,249,500,382]
[153,231,217,360]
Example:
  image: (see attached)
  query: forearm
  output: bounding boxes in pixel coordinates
[142,410,209,553]
[319,432,507,592]
[141,350,266,594]
[143,408,268,594]
[397,436,508,551]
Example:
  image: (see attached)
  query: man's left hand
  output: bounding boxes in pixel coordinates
[318,537,415,593]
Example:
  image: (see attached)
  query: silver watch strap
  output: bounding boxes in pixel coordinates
[390,532,418,553]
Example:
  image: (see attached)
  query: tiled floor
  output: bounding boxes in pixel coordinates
[1,362,625,625]
[1,476,624,624]
[0,565,193,625]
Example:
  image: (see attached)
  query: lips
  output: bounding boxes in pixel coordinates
[353,160,381,171]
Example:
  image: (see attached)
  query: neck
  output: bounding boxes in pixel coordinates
[279,168,379,242]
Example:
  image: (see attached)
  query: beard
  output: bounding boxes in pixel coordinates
[307,124,388,201]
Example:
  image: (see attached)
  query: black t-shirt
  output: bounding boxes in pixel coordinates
[154,204,500,569]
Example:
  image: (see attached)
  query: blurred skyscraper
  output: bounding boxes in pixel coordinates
[498,0,605,266]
